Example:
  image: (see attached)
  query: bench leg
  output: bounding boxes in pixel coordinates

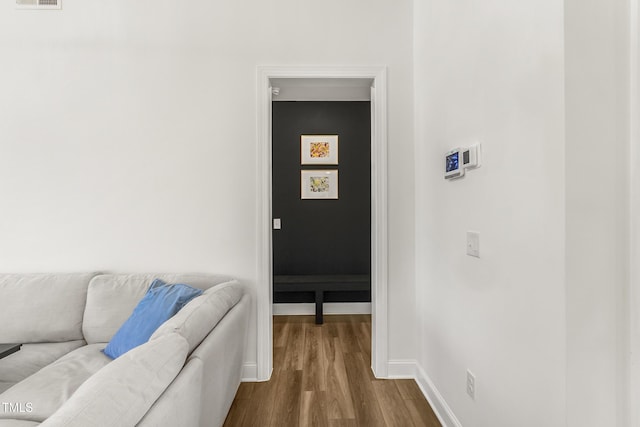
[315,290,324,324]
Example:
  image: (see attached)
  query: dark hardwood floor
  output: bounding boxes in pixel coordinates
[223,315,441,427]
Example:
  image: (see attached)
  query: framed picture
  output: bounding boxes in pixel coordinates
[301,135,338,165]
[301,170,339,199]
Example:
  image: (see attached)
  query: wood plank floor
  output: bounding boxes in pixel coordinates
[223,315,441,427]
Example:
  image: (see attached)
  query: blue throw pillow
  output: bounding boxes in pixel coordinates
[103,279,203,359]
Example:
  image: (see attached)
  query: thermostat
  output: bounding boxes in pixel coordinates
[445,143,482,180]
[444,148,464,179]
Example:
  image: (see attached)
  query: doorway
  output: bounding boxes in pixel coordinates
[256,67,388,381]
[271,101,371,320]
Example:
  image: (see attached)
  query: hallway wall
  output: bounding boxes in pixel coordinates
[413,1,566,425]
[565,0,630,425]
[414,0,632,426]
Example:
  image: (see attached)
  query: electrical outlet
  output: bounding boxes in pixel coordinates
[466,370,476,400]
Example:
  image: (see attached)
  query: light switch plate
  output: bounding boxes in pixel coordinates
[467,231,480,257]
[273,218,281,230]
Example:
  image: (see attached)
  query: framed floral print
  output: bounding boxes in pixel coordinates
[300,170,339,199]
[301,135,338,165]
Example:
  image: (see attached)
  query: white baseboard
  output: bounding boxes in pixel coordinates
[241,363,258,382]
[415,363,462,427]
[387,359,418,379]
[272,302,371,316]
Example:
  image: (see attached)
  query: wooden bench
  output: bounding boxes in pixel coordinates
[273,274,370,324]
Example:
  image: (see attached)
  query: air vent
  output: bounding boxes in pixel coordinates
[16,0,61,9]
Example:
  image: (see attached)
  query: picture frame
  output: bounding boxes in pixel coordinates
[301,170,339,199]
[301,135,339,165]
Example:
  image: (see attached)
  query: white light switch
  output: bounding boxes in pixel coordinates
[467,231,480,257]
[273,218,281,230]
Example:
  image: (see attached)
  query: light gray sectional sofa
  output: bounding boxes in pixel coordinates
[0,273,250,427]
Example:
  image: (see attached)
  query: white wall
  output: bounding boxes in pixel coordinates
[565,0,630,425]
[414,1,567,426]
[631,2,640,425]
[414,1,632,426]
[0,0,415,374]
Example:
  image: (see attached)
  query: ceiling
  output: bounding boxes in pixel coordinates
[269,78,374,101]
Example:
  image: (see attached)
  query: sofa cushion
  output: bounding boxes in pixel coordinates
[103,279,202,359]
[0,421,40,426]
[0,384,14,395]
[39,333,188,427]
[0,344,110,422]
[0,273,97,343]
[0,341,86,393]
[82,273,234,344]
[151,280,243,353]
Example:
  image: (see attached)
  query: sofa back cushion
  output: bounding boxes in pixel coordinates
[0,273,97,343]
[82,273,235,344]
[102,279,203,359]
[150,280,243,353]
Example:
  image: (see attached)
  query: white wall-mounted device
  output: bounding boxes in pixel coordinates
[16,0,61,9]
[462,144,481,169]
[445,143,482,180]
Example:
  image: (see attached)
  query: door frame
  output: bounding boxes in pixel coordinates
[256,66,389,380]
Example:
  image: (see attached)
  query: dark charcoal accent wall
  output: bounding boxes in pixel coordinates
[272,101,371,303]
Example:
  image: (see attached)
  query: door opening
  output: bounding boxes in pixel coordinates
[271,100,372,323]
[256,67,388,381]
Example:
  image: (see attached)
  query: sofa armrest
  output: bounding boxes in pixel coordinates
[137,358,203,427]
[189,293,251,427]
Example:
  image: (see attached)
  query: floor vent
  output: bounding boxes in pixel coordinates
[16,0,61,9]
